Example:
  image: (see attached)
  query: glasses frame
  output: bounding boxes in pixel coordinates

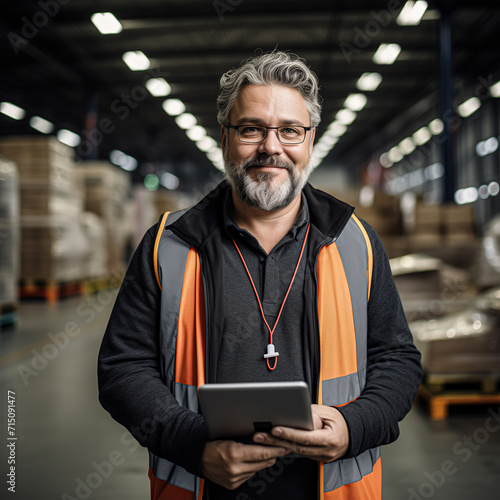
[225,124,313,145]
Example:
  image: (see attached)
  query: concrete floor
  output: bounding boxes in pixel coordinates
[1,291,499,500]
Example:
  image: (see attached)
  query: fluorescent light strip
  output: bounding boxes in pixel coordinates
[335,109,356,125]
[163,98,185,116]
[490,80,500,98]
[122,51,150,71]
[146,78,171,97]
[175,113,197,129]
[109,149,137,171]
[356,73,382,91]
[344,93,367,112]
[0,102,25,120]
[373,43,401,65]
[457,97,481,118]
[397,1,428,25]
[91,12,122,34]
[57,129,80,147]
[30,116,54,134]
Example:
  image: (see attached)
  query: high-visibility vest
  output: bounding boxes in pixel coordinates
[149,210,381,500]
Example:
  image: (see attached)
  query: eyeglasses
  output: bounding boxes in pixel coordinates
[226,124,312,145]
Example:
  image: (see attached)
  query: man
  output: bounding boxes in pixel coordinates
[98,51,422,500]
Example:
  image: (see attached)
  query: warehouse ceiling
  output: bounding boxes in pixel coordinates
[1,0,499,190]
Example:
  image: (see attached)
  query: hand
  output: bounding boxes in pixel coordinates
[201,440,289,490]
[252,404,349,463]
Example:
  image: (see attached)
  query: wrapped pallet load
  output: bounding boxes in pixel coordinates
[0,137,90,299]
[0,155,19,319]
[75,161,131,277]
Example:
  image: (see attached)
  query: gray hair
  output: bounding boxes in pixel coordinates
[217,51,322,128]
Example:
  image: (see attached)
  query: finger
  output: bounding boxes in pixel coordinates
[271,426,330,447]
[253,434,337,461]
[239,443,289,463]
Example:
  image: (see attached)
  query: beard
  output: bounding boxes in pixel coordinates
[224,153,313,212]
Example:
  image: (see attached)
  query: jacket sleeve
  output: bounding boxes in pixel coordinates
[336,221,423,458]
[97,224,208,476]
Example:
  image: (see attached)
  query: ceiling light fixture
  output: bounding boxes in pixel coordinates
[57,129,80,147]
[29,116,54,134]
[379,152,393,168]
[457,97,481,118]
[344,93,367,111]
[356,73,382,91]
[197,137,217,152]
[0,102,25,120]
[162,99,186,116]
[91,12,122,34]
[428,118,444,135]
[122,51,150,71]
[145,78,171,97]
[327,122,347,137]
[175,113,197,129]
[388,146,403,163]
[186,125,206,141]
[490,80,500,98]
[372,43,401,65]
[335,109,356,125]
[413,126,431,145]
[398,137,416,155]
[109,149,138,171]
[397,1,428,25]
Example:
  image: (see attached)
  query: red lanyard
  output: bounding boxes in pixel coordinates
[232,222,311,370]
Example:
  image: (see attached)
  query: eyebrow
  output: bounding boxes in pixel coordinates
[234,117,307,126]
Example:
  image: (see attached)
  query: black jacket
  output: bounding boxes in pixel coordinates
[98,181,423,477]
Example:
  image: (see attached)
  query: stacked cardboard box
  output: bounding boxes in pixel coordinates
[404,201,478,255]
[0,137,89,283]
[354,186,405,258]
[406,203,443,252]
[441,204,476,246]
[0,156,19,305]
[75,162,130,275]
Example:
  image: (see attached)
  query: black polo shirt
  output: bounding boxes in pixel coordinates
[206,190,318,499]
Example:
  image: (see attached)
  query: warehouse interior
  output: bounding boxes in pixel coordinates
[0,0,499,499]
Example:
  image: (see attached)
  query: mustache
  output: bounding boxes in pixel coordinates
[241,156,295,172]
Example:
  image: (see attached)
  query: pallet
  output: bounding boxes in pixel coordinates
[19,279,85,304]
[418,375,500,420]
[0,303,18,330]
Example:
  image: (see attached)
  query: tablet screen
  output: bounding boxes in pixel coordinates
[198,381,313,440]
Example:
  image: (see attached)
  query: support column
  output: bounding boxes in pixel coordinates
[439,0,455,202]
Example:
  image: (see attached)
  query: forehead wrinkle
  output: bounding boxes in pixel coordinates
[231,84,309,127]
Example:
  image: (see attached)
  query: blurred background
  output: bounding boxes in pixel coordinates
[0,1,499,499]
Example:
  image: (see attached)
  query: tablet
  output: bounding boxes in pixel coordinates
[198,381,313,440]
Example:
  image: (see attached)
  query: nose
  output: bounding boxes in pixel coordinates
[258,129,284,156]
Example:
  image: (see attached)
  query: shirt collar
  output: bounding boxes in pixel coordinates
[223,189,309,243]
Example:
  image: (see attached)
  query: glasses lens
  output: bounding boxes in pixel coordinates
[278,127,305,144]
[238,126,266,143]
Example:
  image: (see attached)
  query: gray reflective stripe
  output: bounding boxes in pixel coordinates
[166,207,189,226]
[174,382,199,413]
[157,229,190,390]
[335,217,368,372]
[149,451,196,492]
[321,367,366,406]
[323,447,381,492]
